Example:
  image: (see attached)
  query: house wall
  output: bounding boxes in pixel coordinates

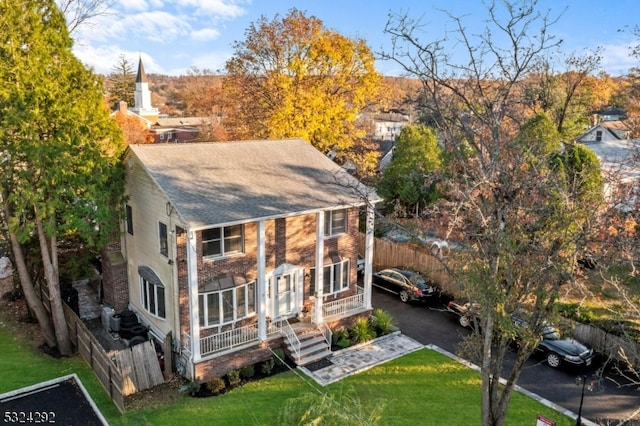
[123,152,180,340]
[174,208,360,376]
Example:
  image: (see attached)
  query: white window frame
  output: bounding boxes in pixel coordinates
[159,222,168,257]
[199,281,256,328]
[202,225,244,258]
[324,209,347,237]
[310,258,350,296]
[141,277,166,319]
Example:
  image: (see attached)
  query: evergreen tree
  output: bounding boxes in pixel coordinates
[0,0,125,355]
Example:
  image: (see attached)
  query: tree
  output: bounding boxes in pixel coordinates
[523,51,602,141]
[383,2,602,425]
[107,54,136,107]
[56,0,116,34]
[113,109,154,144]
[0,0,125,355]
[224,8,381,155]
[376,125,443,215]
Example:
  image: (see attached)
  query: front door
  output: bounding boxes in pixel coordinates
[274,273,294,318]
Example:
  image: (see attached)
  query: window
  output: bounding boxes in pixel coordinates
[199,280,256,328]
[159,222,168,257]
[324,209,346,237]
[595,130,602,141]
[202,225,243,258]
[126,205,133,235]
[140,275,165,319]
[310,258,350,296]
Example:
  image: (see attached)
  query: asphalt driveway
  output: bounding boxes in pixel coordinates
[371,289,640,425]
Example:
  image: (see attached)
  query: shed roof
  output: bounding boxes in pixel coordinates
[127,139,378,228]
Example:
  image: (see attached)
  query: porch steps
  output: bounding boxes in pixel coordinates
[284,327,331,366]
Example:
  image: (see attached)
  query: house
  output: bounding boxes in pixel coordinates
[577,121,632,144]
[151,116,211,144]
[106,139,379,382]
[371,112,410,141]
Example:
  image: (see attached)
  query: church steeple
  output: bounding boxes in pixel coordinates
[130,56,158,121]
[135,56,147,83]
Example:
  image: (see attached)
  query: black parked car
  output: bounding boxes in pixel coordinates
[372,268,438,303]
[512,316,595,369]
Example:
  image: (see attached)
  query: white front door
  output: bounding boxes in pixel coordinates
[274,273,294,318]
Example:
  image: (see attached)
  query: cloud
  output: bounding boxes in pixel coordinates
[191,27,221,41]
[601,42,637,75]
[119,0,149,12]
[175,0,249,18]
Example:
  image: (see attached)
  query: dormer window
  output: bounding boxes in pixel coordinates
[595,130,602,142]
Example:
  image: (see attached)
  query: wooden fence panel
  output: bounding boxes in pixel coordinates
[359,234,456,294]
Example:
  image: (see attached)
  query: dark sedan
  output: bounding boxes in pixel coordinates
[513,316,595,369]
[372,268,438,303]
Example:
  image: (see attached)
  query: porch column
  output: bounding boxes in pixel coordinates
[364,204,375,310]
[313,211,325,324]
[257,220,267,341]
[187,229,201,362]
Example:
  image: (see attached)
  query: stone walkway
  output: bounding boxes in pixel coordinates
[300,332,423,386]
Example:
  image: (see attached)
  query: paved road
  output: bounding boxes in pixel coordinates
[371,288,640,425]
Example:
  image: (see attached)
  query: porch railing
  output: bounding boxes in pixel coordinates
[322,286,365,320]
[200,320,284,357]
[281,319,301,361]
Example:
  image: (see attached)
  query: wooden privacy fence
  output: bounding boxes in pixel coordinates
[569,320,640,370]
[63,304,126,413]
[359,234,456,294]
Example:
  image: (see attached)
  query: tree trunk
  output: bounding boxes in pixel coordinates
[2,193,57,349]
[34,207,72,356]
[7,230,58,349]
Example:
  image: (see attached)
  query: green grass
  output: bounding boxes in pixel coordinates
[0,322,573,426]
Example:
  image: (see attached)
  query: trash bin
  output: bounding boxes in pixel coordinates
[61,286,79,317]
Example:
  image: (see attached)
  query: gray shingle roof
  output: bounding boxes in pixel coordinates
[127,139,377,228]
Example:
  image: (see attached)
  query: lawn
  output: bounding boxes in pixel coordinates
[0,322,573,426]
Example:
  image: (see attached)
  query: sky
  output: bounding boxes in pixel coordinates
[67,0,640,77]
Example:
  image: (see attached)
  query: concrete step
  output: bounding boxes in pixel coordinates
[284,327,331,366]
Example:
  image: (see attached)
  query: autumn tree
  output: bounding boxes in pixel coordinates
[383,1,603,425]
[0,0,125,355]
[523,50,602,140]
[224,8,381,156]
[107,54,136,107]
[113,109,154,144]
[376,125,443,215]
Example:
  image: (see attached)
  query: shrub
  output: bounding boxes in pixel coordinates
[226,369,241,387]
[206,377,226,395]
[272,348,285,365]
[370,308,395,336]
[261,357,275,375]
[351,317,375,344]
[240,364,255,379]
[332,327,351,348]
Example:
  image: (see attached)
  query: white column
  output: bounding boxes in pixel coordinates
[187,230,201,361]
[313,211,325,324]
[257,220,267,341]
[364,205,375,310]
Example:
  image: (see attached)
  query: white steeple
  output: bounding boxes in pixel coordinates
[130,56,159,120]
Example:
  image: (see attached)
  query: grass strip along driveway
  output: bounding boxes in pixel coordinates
[0,323,574,426]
